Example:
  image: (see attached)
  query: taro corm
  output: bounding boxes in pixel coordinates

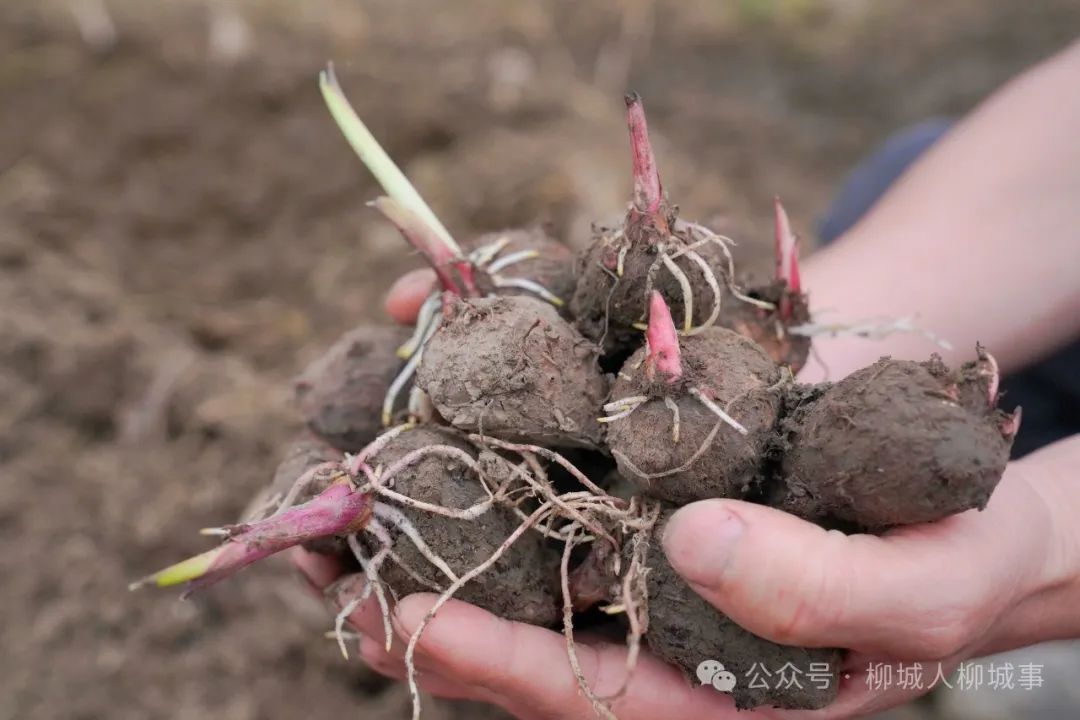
[132,68,1019,718]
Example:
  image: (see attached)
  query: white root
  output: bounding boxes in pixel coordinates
[598,404,642,424]
[616,244,629,278]
[469,435,613,498]
[486,248,539,273]
[396,291,441,359]
[347,534,393,652]
[603,395,648,412]
[371,502,460,584]
[614,419,725,481]
[599,395,648,424]
[688,387,748,435]
[560,523,618,720]
[333,589,371,660]
[468,235,511,265]
[663,396,681,444]
[978,347,1000,405]
[659,253,694,333]
[491,275,565,307]
[682,223,776,311]
[270,462,342,517]
[347,423,414,474]
[787,314,953,350]
[681,249,722,335]
[405,502,555,720]
[358,447,499,521]
[382,316,440,426]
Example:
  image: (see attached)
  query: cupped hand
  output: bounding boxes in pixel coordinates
[293,273,1080,718]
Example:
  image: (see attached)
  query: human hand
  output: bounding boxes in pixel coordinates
[294,271,1080,718]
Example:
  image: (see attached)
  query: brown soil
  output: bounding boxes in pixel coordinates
[354,427,559,626]
[776,356,1014,528]
[570,214,732,354]
[5,1,1077,718]
[417,295,607,448]
[608,327,781,504]
[296,325,410,451]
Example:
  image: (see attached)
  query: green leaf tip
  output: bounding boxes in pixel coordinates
[319,62,460,256]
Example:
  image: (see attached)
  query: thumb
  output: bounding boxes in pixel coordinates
[385,268,437,325]
[660,491,1040,659]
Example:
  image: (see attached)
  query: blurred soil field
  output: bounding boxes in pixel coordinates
[1,1,1077,718]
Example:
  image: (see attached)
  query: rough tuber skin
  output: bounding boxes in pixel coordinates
[608,325,782,504]
[133,85,1028,717]
[774,354,1017,528]
[295,325,410,451]
[353,426,559,626]
[416,294,608,448]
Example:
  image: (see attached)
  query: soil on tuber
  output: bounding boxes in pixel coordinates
[295,325,411,450]
[606,292,784,504]
[416,294,608,448]
[131,78,1024,719]
[348,425,559,625]
[775,350,1019,528]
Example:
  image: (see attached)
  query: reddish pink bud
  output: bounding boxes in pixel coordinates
[372,197,477,296]
[774,197,801,294]
[625,93,663,214]
[977,345,1000,407]
[1002,406,1022,438]
[645,291,682,383]
[132,478,371,594]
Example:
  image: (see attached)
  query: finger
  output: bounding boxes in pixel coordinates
[357,635,493,703]
[385,269,437,325]
[661,468,1051,659]
[323,572,399,645]
[778,654,951,720]
[391,594,739,720]
[290,547,344,590]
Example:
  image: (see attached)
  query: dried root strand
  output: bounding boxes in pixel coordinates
[787,314,953,350]
[614,418,725,482]
[468,434,615,499]
[600,502,658,704]
[347,534,394,652]
[382,317,440,426]
[369,501,460,584]
[405,502,556,720]
[560,523,618,720]
[663,396,681,444]
[688,386,749,435]
[397,292,442,359]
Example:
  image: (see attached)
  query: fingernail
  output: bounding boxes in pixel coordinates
[662,500,744,589]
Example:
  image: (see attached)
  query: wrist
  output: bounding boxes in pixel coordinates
[982,437,1080,653]
[1029,438,1080,637]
